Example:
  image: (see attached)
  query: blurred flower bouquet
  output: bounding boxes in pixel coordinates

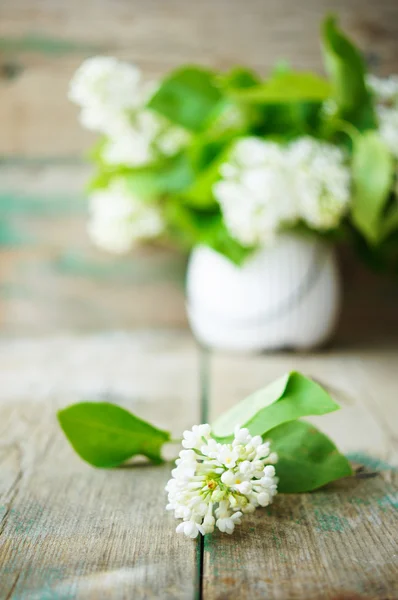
[70,15,398,350]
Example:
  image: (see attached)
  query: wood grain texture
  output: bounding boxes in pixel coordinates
[0,334,398,598]
[208,350,398,463]
[203,472,398,600]
[0,165,187,334]
[1,0,398,157]
[204,349,398,599]
[0,332,200,599]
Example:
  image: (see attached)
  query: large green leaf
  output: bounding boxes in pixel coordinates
[232,72,332,104]
[148,66,223,132]
[321,15,376,129]
[351,131,395,243]
[212,372,339,441]
[58,402,170,467]
[266,420,353,492]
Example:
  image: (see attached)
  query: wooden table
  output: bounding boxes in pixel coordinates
[0,333,397,599]
[1,1,398,596]
[0,162,397,597]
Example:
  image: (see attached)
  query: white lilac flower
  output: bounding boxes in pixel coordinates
[165,424,278,538]
[213,138,298,246]
[102,110,190,167]
[88,178,164,254]
[377,106,398,159]
[288,137,351,230]
[213,137,350,246]
[367,74,398,105]
[69,57,190,166]
[69,56,143,133]
[367,74,398,159]
[102,110,160,167]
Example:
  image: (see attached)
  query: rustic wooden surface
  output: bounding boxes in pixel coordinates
[0,334,397,599]
[0,164,188,333]
[0,333,200,599]
[1,0,398,158]
[205,350,398,599]
[1,1,398,597]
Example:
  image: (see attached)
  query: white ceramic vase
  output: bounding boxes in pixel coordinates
[186,234,341,352]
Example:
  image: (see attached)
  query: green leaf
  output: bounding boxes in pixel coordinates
[270,60,291,77]
[232,72,332,104]
[125,152,195,199]
[212,371,339,441]
[208,219,254,265]
[183,143,233,208]
[219,66,261,90]
[216,68,265,134]
[87,137,108,165]
[266,420,353,492]
[57,402,170,467]
[380,202,398,241]
[87,152,195,197]
[351,131,395,243]
[188,132,231,173]
[148,66,223,132]
[166,202,252,265]
[321,15,376,129]
[350,221,398,274]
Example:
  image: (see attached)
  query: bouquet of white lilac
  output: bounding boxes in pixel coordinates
[70,15,398,351]
[70,15,398,268]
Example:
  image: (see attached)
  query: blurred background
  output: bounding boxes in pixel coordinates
[1,0,398,342]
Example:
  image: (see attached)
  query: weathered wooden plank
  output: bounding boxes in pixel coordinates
[203,350,398,599]
[1,0,397,157]
[348,350,398,446]
[0,334,397,599]
[208,351,398,463]
[0,332,200,599]
[0,165,187,333]
[203,471,398,600]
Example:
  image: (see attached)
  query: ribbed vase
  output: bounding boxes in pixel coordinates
[186,234,341,352]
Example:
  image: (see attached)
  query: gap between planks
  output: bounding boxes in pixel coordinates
[196,348,211,600]
[201,350,398,600]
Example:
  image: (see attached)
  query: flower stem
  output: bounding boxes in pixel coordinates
[169,438,183,444]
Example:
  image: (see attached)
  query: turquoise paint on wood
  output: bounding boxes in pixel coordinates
[0,34,104,56]
[0,222,33,246]
[377,493,398,511]
[346,452,398,472]
[0,283,31,299]
[52,251,186,284]
[0,192,86,216]
[314,510,349,533]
